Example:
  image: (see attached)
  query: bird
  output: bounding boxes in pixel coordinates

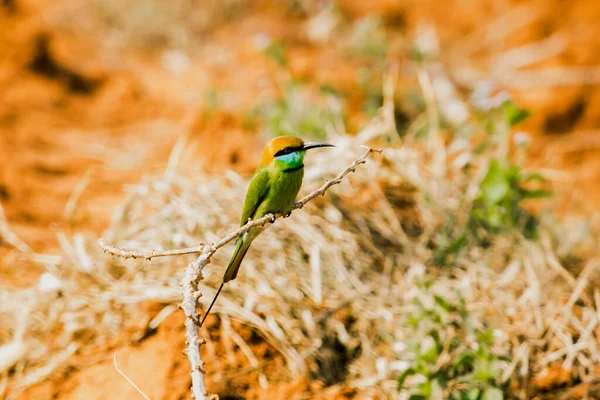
[200,136,334,325]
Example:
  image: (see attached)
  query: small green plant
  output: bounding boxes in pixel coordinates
[469,159,551,240]
[500,99,531,127]
[432,226,468,267]
[397,283,507,399]
[432,96,547,264]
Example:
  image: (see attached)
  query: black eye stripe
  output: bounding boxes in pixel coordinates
[275,146,300,157]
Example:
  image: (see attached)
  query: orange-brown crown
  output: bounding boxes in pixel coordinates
[259,136,304,166]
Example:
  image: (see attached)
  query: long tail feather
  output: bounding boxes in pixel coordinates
[200,282,224,326]
[200,237,252,326]
[223,236,252,283]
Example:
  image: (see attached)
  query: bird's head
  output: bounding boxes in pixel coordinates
[260,136,334,170]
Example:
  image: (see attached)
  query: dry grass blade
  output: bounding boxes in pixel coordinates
[113,351,151,400]
[0,201,32,254]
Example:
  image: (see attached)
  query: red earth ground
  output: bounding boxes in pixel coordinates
[1,0,600,398]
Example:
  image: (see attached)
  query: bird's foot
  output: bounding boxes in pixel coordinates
[190,314,202,327]
[283,211,292,218]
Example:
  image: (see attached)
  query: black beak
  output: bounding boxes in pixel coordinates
[302,142,335,151]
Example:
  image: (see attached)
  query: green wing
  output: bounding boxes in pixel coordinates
[240,168,270,226]
[222,169,270,283]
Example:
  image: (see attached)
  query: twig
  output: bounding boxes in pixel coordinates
[97,239,206,260]
[101,147,379,399]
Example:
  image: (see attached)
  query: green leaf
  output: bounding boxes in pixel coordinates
[434,233,469,266]
[467,387,482,400]
[455,387,481,400]
[434,295,456,312]
[501,99,531,126]
[262,41,287,66]
[522,172,547,182]
[453,351,475,370]
[484,206,503,228]
[520,189,552,199]
[523,214,539,239]
[473,355,495,382]
[447,234,468,254]
[398,367,417,389]
[415,380,433,396]
[480,160,510,205]
[504,164,521,183]
[319,84,341,97]
[420,340,441,364]
[477,330,494,347]
[482,387,504,400]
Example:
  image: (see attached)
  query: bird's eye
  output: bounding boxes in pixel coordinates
[275,146,295,157]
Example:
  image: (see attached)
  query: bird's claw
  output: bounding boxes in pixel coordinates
[283,211,292,218]
[190,314,202,327]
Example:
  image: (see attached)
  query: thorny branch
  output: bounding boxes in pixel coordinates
[98,147,379,400]
[97,239,206,260]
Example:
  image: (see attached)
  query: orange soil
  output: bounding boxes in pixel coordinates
[1,0,599,398]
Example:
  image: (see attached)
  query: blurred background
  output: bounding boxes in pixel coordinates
[1,0,600,399]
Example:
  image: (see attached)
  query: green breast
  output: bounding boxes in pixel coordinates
[255,167,304,217]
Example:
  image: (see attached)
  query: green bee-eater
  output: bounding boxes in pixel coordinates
[201,136,334,325]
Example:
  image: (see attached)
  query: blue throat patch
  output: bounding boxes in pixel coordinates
[275,151,305,171]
